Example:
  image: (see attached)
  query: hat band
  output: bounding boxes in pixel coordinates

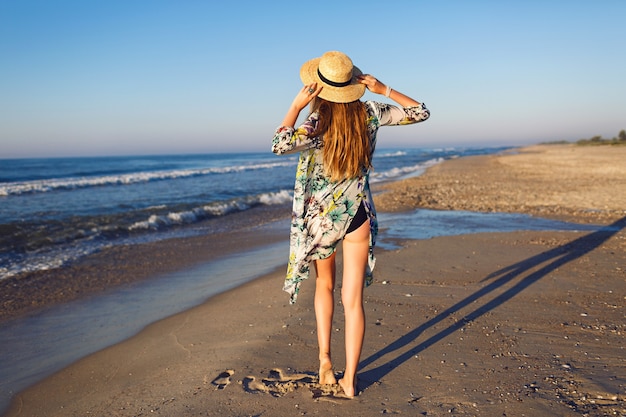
[317,68,352,88]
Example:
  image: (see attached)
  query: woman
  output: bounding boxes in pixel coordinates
[272,51,430,397]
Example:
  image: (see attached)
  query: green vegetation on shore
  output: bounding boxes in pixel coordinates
[544,129,626,146]
[577,129,626,145]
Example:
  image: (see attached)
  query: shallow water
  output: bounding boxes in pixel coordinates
[377,209,601,249]
[0,236,288,413]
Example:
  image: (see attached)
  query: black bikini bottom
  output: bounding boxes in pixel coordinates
[346,201,367,233]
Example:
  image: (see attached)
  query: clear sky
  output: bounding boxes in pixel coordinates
[1,0,624,158]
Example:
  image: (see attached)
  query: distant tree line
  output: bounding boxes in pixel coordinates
[576,129,626,146]
[543,129,626,146]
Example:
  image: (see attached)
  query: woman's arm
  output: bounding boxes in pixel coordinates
[358,74,430,126]
[357,74,421,107]
[272,83,324,155]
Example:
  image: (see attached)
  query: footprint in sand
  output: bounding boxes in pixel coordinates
[211,369,234,390]
[244,368,354,400]
[242,376,271,395]
[242,369,314,397]
[264,368,315,384]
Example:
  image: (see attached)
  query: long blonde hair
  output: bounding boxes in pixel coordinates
[311,98,371,182]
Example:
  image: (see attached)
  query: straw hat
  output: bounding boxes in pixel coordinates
[300,51,366,103]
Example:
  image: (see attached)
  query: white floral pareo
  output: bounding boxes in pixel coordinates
[272,100,430,303]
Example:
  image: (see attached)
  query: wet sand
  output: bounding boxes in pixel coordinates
[3,144,625,416]
[0,204,291,322]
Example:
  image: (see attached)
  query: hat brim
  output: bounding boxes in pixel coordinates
[300,57,366,103]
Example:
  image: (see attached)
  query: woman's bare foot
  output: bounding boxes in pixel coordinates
[318,358,337,385]
[338,377,357,398]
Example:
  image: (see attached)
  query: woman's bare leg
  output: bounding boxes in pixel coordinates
[338,220,370,397]
[314,253,337,385]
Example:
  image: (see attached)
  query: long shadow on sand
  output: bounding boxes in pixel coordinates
[358,216,626,391]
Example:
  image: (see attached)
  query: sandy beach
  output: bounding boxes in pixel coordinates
[3,144,625,416]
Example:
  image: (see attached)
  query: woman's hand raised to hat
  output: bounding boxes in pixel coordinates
[280,83,322,128]
[357,74,386,95]
[291,83,323,112]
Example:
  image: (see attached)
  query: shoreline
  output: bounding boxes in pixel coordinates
[3,144,626,416]
[0,203,292,323]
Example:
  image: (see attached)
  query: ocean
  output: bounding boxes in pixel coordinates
[0,146,508,281]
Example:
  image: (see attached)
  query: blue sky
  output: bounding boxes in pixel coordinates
[1,0,625,158]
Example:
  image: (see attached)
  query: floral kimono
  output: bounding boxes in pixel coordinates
[272,100,430,303]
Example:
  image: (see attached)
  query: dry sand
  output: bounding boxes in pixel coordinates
[376,144,626,223]
[4,144,625,416]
